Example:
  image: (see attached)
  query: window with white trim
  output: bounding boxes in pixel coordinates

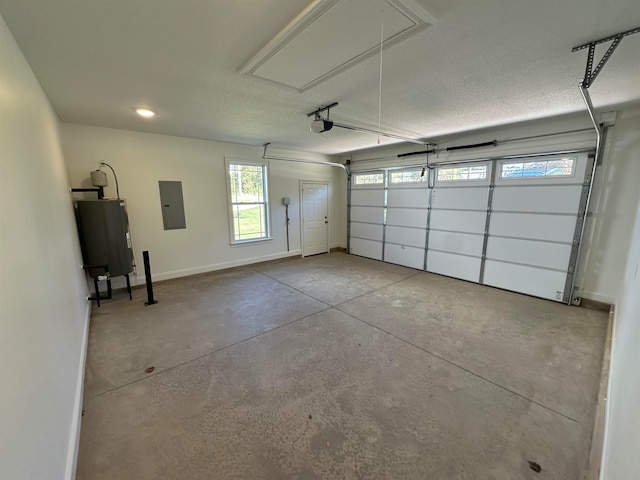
[390,168,427,184]
[437,165,487,182]
[226,159,270,243]
[353,172,384,186]
[500,157,576,179]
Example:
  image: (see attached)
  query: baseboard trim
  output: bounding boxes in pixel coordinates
[65,301,91,480]
[582,291,616,305]
[581,298,612,313]
[587,305,614,480]
[137,250,303,284]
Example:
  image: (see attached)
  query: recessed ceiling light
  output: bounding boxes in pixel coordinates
[135,108,155,118]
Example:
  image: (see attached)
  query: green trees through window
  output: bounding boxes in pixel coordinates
[227,161,269,242]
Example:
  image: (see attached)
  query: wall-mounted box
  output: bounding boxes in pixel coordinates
[158,181,186,230]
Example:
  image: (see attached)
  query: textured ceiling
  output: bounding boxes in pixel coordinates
[1,0,639,154]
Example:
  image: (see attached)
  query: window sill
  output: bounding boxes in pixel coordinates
[230,237,273,247]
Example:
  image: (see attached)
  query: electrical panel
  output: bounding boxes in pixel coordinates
[158,181,186,230]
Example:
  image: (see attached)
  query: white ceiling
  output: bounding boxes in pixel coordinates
[1,0,639,154]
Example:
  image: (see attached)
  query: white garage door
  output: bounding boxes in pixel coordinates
[384,168,429,270]
[349,171,385,260]
[482,154,591,301]
[427,162,491,282]
[348,152,593,303]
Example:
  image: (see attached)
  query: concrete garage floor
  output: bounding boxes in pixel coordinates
[77,252,608,480]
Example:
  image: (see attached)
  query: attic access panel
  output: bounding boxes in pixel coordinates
[240,0,435,92]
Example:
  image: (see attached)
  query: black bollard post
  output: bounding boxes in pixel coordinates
[143,250,158,306]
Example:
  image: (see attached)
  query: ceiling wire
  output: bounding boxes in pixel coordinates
[377,10,384,144]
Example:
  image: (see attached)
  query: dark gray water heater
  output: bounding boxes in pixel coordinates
[76,200,133,278]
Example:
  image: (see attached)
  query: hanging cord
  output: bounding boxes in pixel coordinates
[377,10,384,144]
[100,162,120,199]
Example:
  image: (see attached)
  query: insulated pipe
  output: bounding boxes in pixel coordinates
[568,85,604,305]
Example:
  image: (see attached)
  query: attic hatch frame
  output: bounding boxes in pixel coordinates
[568,26,640,305]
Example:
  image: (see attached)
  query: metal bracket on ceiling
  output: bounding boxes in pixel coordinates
[572,26,640,89]
[306,102,339,119]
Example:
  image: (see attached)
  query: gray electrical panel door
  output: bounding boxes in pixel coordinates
[76,200,133,278]
[158,181,186,230]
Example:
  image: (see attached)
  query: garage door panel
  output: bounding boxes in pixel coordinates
[486,237,572,270]
[490,212,576,243]
[351,206,384,224]
[351,189,385,207]
[430,210,486,234]
[350,222,383,242]
[386,208,428,228]
[387,188,429,208]
[384,244,425,270]
[350,238,383,260]
[427,251,481,282]
[432,187,488,210]
[483,260,567,301]
[492,185,583,214]
[386,226,426,248]
[429,231,484,257]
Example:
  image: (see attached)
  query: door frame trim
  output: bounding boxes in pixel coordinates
[300,181,330,257]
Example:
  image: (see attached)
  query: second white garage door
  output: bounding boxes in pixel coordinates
[348,152,593,303]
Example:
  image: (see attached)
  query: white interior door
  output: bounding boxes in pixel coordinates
[301,182,329,257]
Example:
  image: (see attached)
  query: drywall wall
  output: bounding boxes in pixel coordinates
[61,124,348,286]
[601,180,640,479]
[0,13,89,480]
[345,108,640,304]
[579,105,640,304]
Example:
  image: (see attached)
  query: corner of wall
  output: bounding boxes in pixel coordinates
[65,301,91,480]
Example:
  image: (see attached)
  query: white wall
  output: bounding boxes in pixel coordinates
[600,108,640,480]
[579,105,640,303]
[0,14,90,480]
[61,124,347,286]
[345,108,640,304]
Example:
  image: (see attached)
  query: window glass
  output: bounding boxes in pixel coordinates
[227,161,269,242]
[437,165,487,182]
[353,172,384,185]
[390,169,426,184]
[500,157,575,178]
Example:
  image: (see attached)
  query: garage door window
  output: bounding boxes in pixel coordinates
[353,172,384,186]
[390,168,427,184]
[500,157,576,179]
[437,165,487,181]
